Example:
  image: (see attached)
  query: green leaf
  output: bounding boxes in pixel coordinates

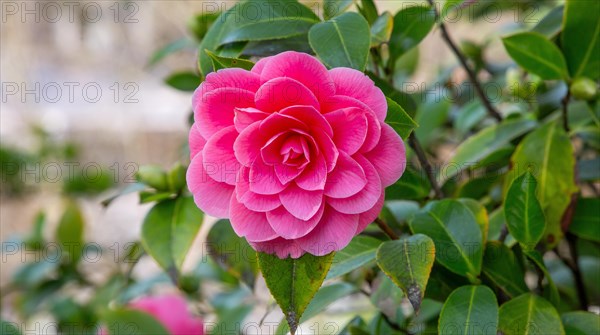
[376,234,435,312]
[207,219,258,287]
[459,198,489,243]
[164,72,201,92]
[385,97,418,140]
[276,283,357,334]
[386,168,431,200]
[205,50,254,71]
[389,6,435,64]
[531,5,564,38]
[197,2,245,77]
[219,0,319,45]
[371,12,393,47]
[324,0,355,20]
[440,118,537,183]
[408,200,483,279]
[507,121,578,248]
[498,294,564,335]
[386,200,420,224]
[561,311,600,335]
[242,34,312,57]
[502,32,569,80]
[438,285,498,335]
[367,72,417,114]
[258,252,335,335]
[309,12,371,70]
[327,235,381,279]
[141,196,203,275]
[481,242,528,298]
[414,96,451,147]
[357,0,378,24]
[523,249,560,307]
[570,198,600,242]
[103,309,170,335]
[56,201,84,264]
[504,171,546,249]
[441,0,465,20]
[455,101,487,136]
[562,0,600,79]
[187,12,220,41]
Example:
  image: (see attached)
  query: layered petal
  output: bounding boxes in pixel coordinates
[189,124,206,159]
[364,123,406,187]
[255,77,320,112]
[266,203,324,239]
[325,107,368,155]
[229,195,278,242]
[296,155,327,191]
[195,88,255,139]
[356,189,385,234]
[236,167,281,212]
[250,238,305,259]
[296,206,359,256]
[234,107,269,133]
[280,105,333,137]
[234,122,262,166]
[327,155,381,214]
[249,159,287,195]
[187,153,234,218]
[329,67,387,121]
[279,183,323,220]
[260,51,335,100]
[202,126,240,185]
[324,151,367,198]
[203,68,261,93]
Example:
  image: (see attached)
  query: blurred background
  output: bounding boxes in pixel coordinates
[1,0,564,333]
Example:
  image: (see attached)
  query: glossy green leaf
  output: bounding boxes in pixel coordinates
[386,168,432,200]
[504,171,546,249]
[371,12,393,47]
[440,118,537,183]
[309,12,371,70]
[376,234,435,311]
[562,0,600,79]
[56,201,84,264]
[164,72,201,92]
[205,50,254,71]
[147,38,194,67]
[357,0,378,24]
[459,198,489,243]
[207,219,258,287]
[242,34,312,57]
[141,196,203,274]
[561,311,600,335]
[438,285,498,335]
[327,235,381,279]
[531,5,564,38]
[507,121,578,248]
[276,283,357,334]
[502,32,569,80]
[103,309,169,335]
[386,97,418,140]
[187,12,220,41]
[570,198,600,242]
[455,101,486,136]
[523,249,560,307]
[409,200,483,279]
[389,6,435,64]
[324,0,355,20]
[498,294,564,335]
[219,0,319,45]
[415,96,451,147]
[386,200,420,224]
[258,252,335,335]
[481,242,528,298]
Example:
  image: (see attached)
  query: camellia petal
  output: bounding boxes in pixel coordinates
[195,88,255,139]
[266,203,325,239]
[202,126,240,185]
[364,123,407,187]
[329,67,387,121]
[325,107,368,155]
[189,124,206,159]
[255,77,320,112]
[296,205,359,256]
[327,155,382,214]
[229,195,279,242]
[187,153,234,218]
[279,183,323,220]
[324,151,367,198]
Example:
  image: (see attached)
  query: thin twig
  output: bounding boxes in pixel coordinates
[427,0,503,122]
[375,218,400,240]
[498,225,509,243]
[408,133,445,199]
[566,233,589,310]
[561,89,571,132]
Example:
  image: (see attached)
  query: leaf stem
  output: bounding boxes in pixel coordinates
[408,133,445,199]
[561,89,571,132]
[375,218,399,240]
[427,0,503,122]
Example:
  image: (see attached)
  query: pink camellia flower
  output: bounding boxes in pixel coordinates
[124,295,203,335]
[187,51,406,258]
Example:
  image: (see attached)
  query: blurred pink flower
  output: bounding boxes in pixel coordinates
[129,295,203,335]
[188,51,406,258]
